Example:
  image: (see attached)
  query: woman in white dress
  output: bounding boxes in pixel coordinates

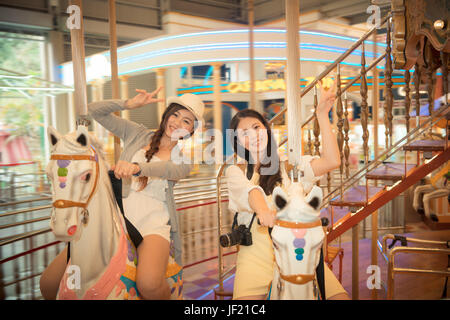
[88,88,204,299]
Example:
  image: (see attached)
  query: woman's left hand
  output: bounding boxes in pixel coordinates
[111,160,140,179]
[316,76,337,115]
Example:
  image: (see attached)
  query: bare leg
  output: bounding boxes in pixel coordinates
[328,292,351,300]
[40,246,68,300]
[136,234,170,300]
[235,294,266,300]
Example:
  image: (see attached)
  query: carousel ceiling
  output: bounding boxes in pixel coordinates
[0,0,392,30]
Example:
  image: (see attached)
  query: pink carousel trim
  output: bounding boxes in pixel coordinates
[58,223,128,300]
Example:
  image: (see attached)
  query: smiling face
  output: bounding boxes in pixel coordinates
[163,106,196,140]
[235,116,269,159]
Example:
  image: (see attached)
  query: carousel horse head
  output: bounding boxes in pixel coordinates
[269,182,325,300]
[46,125,105,242]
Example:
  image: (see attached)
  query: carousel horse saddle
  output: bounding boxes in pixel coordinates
[108,170,143,249]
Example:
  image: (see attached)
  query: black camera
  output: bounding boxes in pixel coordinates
[219,213,255,248]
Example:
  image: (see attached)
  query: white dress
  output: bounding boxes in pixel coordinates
[226,155,321,227]
[123,149,171,242]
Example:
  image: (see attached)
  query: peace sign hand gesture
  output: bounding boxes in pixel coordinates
[124,87,164,110]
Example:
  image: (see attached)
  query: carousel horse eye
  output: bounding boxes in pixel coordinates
[275,195,287,210]
[308,197,320,210]
[81,172,91,182]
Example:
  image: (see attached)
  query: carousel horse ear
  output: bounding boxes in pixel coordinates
[75,125,89,147]
[273,186,288,211]
[47,126,62,147]
[306,185,323,211]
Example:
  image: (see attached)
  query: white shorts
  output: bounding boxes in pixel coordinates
[123,191,171,243]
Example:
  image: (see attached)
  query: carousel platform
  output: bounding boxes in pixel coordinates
[182,224,450,300]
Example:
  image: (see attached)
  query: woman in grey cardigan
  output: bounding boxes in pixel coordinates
[89,87,205,299]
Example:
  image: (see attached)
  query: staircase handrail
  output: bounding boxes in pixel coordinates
[320,103,449,209]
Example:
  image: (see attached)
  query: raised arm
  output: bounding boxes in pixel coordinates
[88,88,164,142]
[310,79,341,177]
[88,99,140,142]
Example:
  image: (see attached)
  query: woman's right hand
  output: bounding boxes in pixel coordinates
[125,87,164,110]
[256,208,277,228]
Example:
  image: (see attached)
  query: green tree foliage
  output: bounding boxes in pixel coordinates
[0,32,45,163]
[0,32,42,76]
[0,103,42,137]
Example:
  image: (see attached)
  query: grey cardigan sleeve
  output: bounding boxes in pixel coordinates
[137,160,193,182]
[88,99,144,142]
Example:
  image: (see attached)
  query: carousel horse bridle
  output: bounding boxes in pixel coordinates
[274,219,322,285]
[50,145,100,224]
[273,217,326,299]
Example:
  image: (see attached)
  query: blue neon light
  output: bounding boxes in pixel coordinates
[115,41,380,66]
[107,29,386,55]
[203,65,214,85]
[61,28,389,79]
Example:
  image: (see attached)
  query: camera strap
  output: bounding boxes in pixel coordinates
[233,212,257,230]
[249,213,257,229]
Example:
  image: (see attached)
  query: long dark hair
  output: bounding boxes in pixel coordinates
[229,109,282,195]
[138,103,193,191]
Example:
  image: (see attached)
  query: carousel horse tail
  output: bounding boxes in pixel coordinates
[108,170,143,249]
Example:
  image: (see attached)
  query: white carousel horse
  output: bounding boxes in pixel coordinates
[413,162,450,221]
[268,182,325,300]
[46,125,183,300]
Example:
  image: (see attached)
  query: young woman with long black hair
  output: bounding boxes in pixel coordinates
[225,81,349,300]
[88,88,204,299]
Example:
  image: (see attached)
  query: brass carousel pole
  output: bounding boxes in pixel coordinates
[108,0,121,163]
[371,33,380,300]
[69,0,88,126]
[248,0,257,111]
[285,0,302,166]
